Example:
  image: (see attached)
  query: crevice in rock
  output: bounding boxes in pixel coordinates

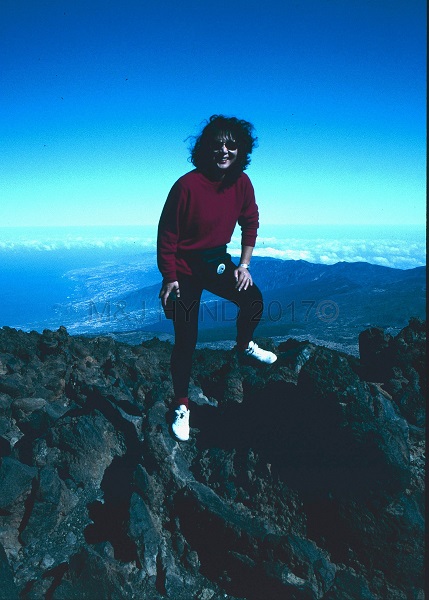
[301,496,349,565]
[46,381,146,564]
[155,552,167,596]
[174,491,236,588]
[114,398,142,416]
[20,579,38,598]
[56,465,74,483]
[44,562,69,600]
[197,362,231,401]
[0,436,12,457]
[14,429,46,466]
[84,453,139,563]
[17,476,38,544]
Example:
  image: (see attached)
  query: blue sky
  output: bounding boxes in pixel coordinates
[0,0,426,228]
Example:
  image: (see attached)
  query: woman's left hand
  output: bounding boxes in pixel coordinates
[234,266,253,291]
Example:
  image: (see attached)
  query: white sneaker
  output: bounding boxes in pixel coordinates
[171,405,190,441]
[243,341,277,364]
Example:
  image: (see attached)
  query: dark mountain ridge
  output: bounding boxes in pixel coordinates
[0,318,425,599]
[246,258,425,287]
[114,259,425,353]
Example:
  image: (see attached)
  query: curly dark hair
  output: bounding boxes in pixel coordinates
[188,115,258,186]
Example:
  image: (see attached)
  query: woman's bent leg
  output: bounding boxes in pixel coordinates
[203,262,263,350]
[204,266,276,363]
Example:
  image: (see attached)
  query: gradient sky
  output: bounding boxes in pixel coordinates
[0,0,426,228]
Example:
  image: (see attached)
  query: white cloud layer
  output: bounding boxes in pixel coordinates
[228,230,426,270]
[0,226,425,270]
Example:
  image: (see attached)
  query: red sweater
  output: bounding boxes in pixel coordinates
[157,170,259,282]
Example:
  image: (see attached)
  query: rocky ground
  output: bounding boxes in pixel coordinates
[0,318,425,599]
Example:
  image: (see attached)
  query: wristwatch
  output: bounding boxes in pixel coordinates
[239,263,249,269]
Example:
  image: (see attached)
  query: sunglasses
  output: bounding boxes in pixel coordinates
[211,140,238,152]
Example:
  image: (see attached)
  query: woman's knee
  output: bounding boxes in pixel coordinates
[239,284,263,308]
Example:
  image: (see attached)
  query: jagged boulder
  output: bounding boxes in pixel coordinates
[0,322,425,599]
[359,318,426,426]
[294,347,410,495]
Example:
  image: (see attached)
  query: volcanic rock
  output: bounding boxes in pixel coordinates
[0,320,425,599]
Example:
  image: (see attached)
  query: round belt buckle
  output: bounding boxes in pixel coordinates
[216,263,226,275]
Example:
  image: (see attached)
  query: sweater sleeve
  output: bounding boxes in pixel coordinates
[237,177,259,247]
[157,182,182,282]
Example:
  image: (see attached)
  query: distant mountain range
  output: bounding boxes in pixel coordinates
[45,257,426,356]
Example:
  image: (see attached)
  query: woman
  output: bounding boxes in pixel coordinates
[157,115,277,441]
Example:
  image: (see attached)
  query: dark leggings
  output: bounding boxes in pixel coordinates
[170,258,263,398]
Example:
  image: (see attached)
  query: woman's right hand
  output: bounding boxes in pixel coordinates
[159,280,180,308]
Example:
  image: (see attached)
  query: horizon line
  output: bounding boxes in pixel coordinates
[0,223,426,229]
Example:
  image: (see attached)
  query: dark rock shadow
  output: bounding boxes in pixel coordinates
[189,380,368,500]
[84,454,139,563]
